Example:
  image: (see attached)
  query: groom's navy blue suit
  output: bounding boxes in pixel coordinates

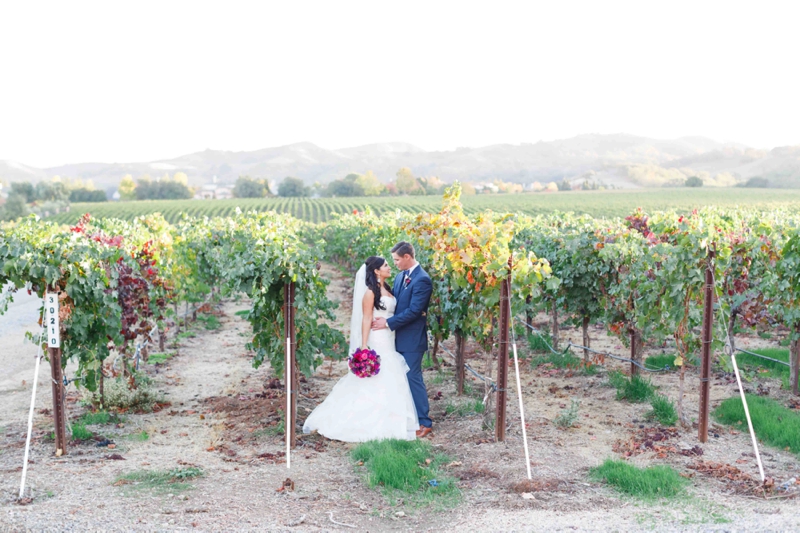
[387,265,433,428]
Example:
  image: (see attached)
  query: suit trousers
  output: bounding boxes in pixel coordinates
[400,351,431,428]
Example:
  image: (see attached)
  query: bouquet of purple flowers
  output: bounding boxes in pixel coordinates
[349,348,381,378]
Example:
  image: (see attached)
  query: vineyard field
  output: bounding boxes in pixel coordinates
[46,187,800,224]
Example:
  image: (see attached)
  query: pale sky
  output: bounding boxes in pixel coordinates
[1,0,798,168]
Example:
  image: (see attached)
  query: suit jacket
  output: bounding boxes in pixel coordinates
[388,265,433,353]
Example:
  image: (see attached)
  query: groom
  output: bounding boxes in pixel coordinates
[372,241,433,438]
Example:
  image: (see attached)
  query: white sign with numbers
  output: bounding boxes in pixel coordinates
[46,293,60,348]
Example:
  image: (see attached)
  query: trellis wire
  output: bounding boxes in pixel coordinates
[516,319,671,373]
[734,347,791,367]
[429,333,498,392]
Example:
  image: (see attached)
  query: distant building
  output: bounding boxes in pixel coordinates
[195,184,233,200]
[473,182,500,194]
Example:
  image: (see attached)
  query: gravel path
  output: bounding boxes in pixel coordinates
[1,271,799,531]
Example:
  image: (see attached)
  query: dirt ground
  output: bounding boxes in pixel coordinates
[1,265,799,532]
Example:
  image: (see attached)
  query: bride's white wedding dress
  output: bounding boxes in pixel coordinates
[303,295,418,442]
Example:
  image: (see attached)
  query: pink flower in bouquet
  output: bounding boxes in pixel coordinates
[349,348,381,378]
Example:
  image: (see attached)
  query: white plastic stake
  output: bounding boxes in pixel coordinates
[512,342,532,480]
[286,336,291,469]
[731,353,766,482]
[20,327,44,499]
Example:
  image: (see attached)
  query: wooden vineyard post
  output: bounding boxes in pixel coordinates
[495,260,511,442]
[628,328,644,377]
[791,328,800,396]
[698,250,715,443]
[283,282,298,448]
[46,292,67,456]
[525,295,533,330]
[582,315,590,364]
[98,370,104,408]
[455,332,465,395]
[551,301,559,351]
[430,336,441,370]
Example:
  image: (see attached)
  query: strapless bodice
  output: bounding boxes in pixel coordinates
[373,295,396,319]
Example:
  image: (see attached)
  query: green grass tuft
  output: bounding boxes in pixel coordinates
[429,369,447,385]
[125,430,149,442]
[115,467,203,495]
[647,394,678,426]
[527,330,555,353]
[644,354,677,371]
[590,459,687,499]
[148,352,175,364]
[70,423,94,441]
[445,399,485,417]
[351,439,460,507]
[254,410,285,438]
[734,348,790,389]
[78,410,124,426]
[197,314,221,330]
[713,394,800,455]
[606,370,628,389]
[531,351,582,369]
[609,372,655,403]
[554,399,581,428]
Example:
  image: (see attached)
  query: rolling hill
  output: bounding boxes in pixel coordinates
[3,134,800,190]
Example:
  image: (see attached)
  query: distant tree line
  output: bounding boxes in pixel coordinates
[233,176,272,198]
[315,168,447,198]
[0,178,108,221]
[116,173,193,201]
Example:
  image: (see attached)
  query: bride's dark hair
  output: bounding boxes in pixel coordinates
[365,256,392,311]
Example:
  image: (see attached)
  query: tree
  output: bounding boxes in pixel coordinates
[69,189,107,202]
[396,167,419,194]
[135,176,154,200]
[685,176,703,187]
[135,176,192,200]
[278,177,310,197]
[557,179,572,191]
[173,172,189,186]
[419,176,446,195]
[325,174,365,197]
[157,180,193,200]
[742,177,769,188]
[35,180,70,203]
[119,175,137,201]
[0,193,30,221]
[355,171,384,196]
[233,176,270,198]
[10,182,35,203]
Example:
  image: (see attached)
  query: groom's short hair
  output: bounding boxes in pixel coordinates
[391,241,415,258]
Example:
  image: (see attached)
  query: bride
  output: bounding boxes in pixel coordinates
[303,256,418,442]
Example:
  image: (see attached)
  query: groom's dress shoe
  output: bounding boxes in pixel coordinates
[416,426,433,438]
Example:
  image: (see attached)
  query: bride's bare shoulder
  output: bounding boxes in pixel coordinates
[362,290,375,304]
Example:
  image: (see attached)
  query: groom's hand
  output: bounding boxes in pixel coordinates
[372,317,388,330]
